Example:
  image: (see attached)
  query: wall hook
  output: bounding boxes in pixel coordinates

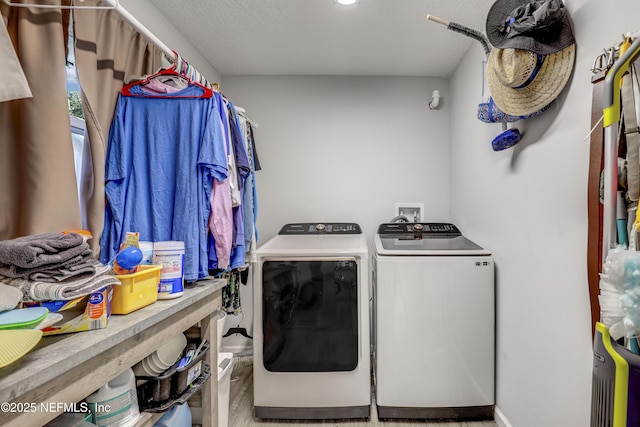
[429,90,441,110]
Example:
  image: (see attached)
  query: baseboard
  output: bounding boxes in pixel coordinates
[494,406,513,427]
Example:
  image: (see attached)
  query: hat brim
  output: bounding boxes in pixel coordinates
[485,0,575,54]
[487,44,575,117]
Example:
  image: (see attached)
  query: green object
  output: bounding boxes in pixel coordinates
[0,307,48,330]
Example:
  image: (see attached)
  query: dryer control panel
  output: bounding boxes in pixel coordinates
[278,222,362,235]
[377,222,461,236]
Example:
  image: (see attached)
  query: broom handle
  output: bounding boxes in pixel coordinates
[426,14,449,26]
[426,14,492,56]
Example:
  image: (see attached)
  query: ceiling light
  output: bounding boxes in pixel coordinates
[335,0,360,5]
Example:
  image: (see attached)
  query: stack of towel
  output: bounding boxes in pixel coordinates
[0,232,120,301]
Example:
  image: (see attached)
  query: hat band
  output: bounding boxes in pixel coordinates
[514,53,545,89]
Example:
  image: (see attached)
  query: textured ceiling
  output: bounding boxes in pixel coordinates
[149,0,496,77]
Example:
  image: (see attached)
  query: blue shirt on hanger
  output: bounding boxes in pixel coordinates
[100,83,227,281]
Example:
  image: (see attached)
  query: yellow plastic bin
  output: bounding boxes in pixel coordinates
[112,265,162,314]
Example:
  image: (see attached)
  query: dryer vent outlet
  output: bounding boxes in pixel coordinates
[395,202,424,223]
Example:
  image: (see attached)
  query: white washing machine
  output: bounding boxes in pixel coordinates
[252,222,370,419]
[373,222,495,420]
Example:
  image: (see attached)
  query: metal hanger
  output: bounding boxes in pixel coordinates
[222,326,253,339]
[222,311,253,339]
[592,31,640,74]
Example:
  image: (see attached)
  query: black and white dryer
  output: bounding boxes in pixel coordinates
[252,222,370,419]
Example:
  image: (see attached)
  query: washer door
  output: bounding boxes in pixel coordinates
[262,258,358,372]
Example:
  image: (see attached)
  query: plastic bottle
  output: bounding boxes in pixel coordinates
[85,368,140,427]
[138,241,154,265]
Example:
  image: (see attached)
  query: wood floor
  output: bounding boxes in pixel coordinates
[227,357,498,427]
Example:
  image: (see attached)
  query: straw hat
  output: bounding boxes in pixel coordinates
[485,0,575,55]
[486,44,575,116]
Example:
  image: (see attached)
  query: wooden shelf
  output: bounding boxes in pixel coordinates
[0,278,225,427]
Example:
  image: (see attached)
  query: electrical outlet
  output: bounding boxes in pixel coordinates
[395,202,424,223]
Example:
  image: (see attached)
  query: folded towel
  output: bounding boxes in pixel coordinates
[1,263,120,302]
[0,248,94,281]
[0,232,89,269]
[28,261,97,283]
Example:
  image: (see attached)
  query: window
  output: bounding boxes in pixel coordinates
[66,20,85,198]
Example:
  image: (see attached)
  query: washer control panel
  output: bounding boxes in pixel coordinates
[279,222,362,235]
[377,222,461,236]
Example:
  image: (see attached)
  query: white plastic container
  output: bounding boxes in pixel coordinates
[153,241,185,299]
[138,241,154,265]
[217,353,235,427]
[85,368,140,427]
[190,352,234,427]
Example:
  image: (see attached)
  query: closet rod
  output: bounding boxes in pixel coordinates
[101,0,221,87]
[3,0,118,9]
[102,0,173,59]
[106,2,217,89]
[4,0,174,60]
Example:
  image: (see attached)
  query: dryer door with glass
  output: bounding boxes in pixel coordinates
[261,257,359,372]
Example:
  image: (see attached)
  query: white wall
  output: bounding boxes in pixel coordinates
[221,75,452,246]
[118,0,221,84]
[450,1,640,426]
[218,76,452,353]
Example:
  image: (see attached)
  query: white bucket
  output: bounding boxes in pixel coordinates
[217,353,235,427]
[153,241,185,300]
[216,310,226,353]
[190,353,234,427]
[85,368,140,427]
[138,241,154,265]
